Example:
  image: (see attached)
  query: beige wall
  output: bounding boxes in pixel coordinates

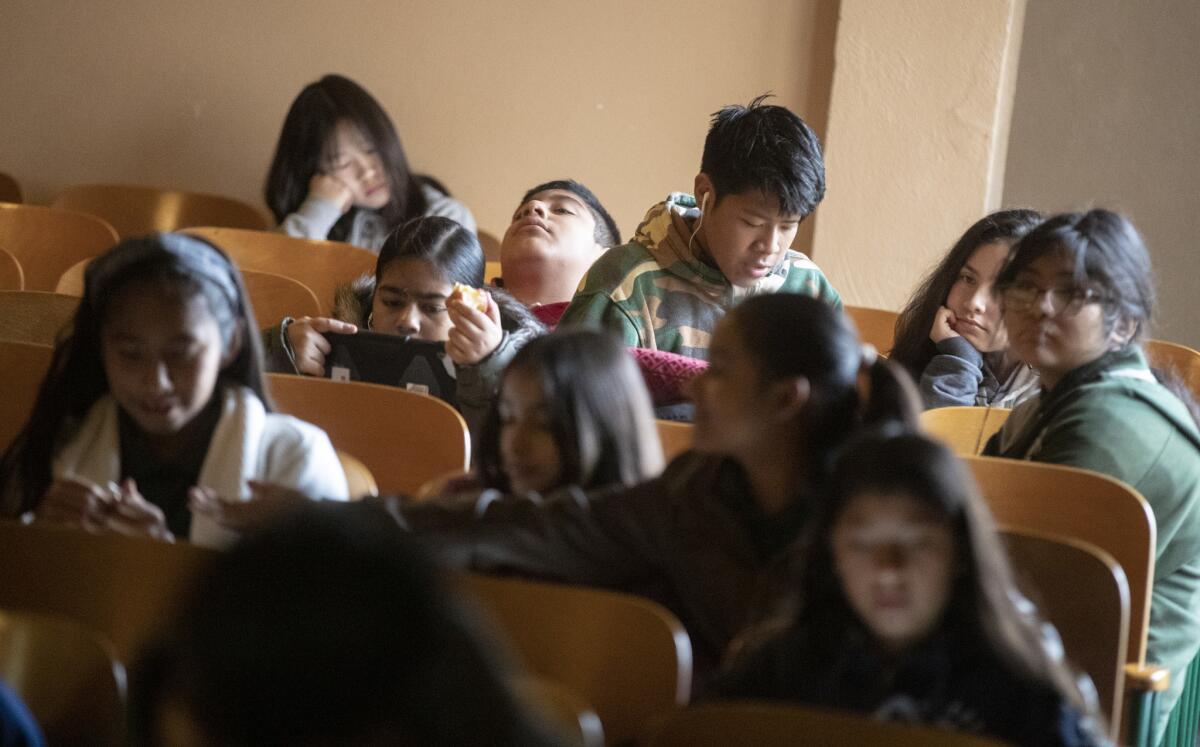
[0,0,836,248]
[812,0,1026,313]
[1003,0,1200,350]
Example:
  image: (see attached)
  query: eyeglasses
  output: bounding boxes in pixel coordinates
[1002,281,1105,317]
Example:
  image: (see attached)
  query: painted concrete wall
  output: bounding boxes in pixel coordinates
[1003,0,1200,349]
[811,0,1026,311]
[0,0,836,248]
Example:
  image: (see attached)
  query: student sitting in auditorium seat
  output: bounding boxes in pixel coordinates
[494,179,620,326]
[424,327,663,499]
[984,209,1200,743]
[714,429,1108,746]
[0,235,347,548]
[389,294,913,678]
[557,95,841,360]
[132,502,565,747]
[265,74,475,252]
[264,216,544,439]
[890,209,1044,409]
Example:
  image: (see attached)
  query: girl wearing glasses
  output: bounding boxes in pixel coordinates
[984,209,1200,743]
[891,209,1043,409]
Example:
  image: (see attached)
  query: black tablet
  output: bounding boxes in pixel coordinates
[323,331,458,408]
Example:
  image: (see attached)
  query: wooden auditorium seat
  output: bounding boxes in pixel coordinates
[457,572,692,745]
[0,246,24,290]
[187,227,376,317]
[266,373,470,496]
[52,183,269,237]
[0,609,126,746]
[843,305,898,355]
[0,203,117,291]
[656,419,694,462]
[1003,528,1129,735]
[0,521,217,662]
[919,405,1011,455]
[0,290,79,346]
[0,340,54,452]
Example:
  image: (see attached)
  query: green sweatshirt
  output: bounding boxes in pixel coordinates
[558,193,841,359]
[987,346,1200,743]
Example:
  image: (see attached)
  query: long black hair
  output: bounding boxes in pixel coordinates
[264,74,433,241]
[891,209,1042,376]
[476,328,663,493]
[0,233,267,516]
[725,294,921,493]
[788,429,1100,725]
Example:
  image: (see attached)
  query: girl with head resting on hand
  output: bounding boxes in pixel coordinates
[890,208,1043,410]
[265,74,475,253]
[0,234,348,548]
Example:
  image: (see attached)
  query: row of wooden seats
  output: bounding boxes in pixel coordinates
[0,179,269,234]
[0,202,375,315]
[0,519,687,745]
[3,198,1198,397]
[0,177,508,259]
[0,517,1140,745]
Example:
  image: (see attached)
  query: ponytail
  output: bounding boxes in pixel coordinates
[730,295,922,496]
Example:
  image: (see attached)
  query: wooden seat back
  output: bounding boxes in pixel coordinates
[55,256,321,326]
[0,290,79,346]
[0,609,126,745]
[241,268,322,325]
[458,573,693,745]
[967,455,1155,664]
[920,406,1011,455]
[0,246,23,290]
[0,521,216,661]
[187,227,376,316]
[656,419,694,462]
[1004,529,1129,734]
[0,340,54,453]
[266,373,469,495]
[0,203,117,291]
[52,183,268,237]
[843,305,899,355]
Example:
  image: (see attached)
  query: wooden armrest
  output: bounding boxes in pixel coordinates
[1125,663,1171,692]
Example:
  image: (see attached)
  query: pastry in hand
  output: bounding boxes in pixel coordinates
[450,282,488,312]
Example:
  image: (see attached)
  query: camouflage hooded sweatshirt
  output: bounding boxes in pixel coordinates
[558,193,841,359]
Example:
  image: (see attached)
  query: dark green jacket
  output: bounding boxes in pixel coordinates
[986,346,1200,743]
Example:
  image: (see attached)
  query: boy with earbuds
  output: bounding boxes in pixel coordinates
[558,95,840,360]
